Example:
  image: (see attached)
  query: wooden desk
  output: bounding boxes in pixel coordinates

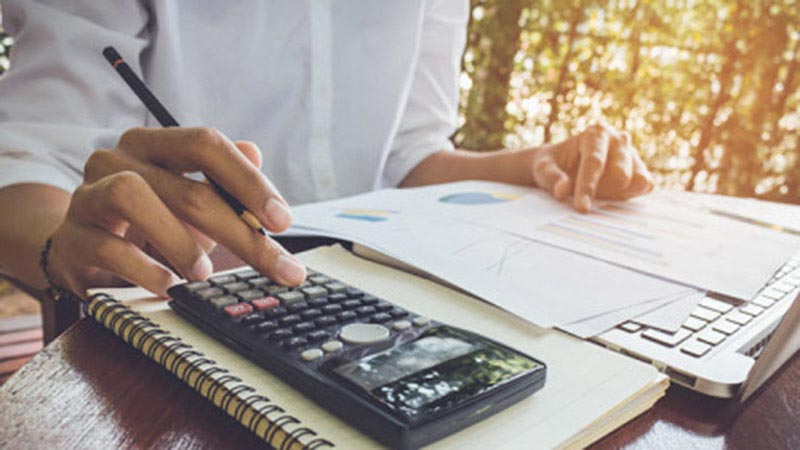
[2,243,799,449]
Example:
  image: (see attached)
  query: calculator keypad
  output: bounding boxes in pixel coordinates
[169,267,429,362]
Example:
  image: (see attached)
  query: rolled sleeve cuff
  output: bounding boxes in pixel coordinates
[0,156,78,193]
[381,140,455,188]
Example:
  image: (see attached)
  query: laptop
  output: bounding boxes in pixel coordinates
[594,252,800,399]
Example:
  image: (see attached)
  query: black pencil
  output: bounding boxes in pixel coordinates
[102,46,266,236]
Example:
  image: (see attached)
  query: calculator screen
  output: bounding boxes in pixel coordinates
[332,326,541,424]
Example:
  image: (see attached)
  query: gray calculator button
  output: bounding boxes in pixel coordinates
[325,282,347,294]
[302,286,328,299]
[278,291,305,304]
[301,348,324,361]
[321,340,343,353]
[412,316,431,327]
[339,323,390,345]
[392,320,412,331]
[209,295,238,310]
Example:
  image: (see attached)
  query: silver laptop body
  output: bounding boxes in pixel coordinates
[594,252,800,398]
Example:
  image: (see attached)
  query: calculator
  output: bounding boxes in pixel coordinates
[168,267,546,449]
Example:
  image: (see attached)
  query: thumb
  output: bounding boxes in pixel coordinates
[234,140,263,168]
[534,159,573,201]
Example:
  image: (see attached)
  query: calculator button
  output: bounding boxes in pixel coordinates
[301,348,324,361]
[287,301,309,313]
[278,291,305,304]
[210,295,239,310]
[254,321,278,333]
[270,329,293,340]
[223,302,253,318]
[241,313,262,326]
[268,285,289,296]
[336,311,358,322]
[374,302,393,312]
[309,275,331,285]
[250,277,272,288]
[279,314,302,326]
[297,282,312,289]
[389,308,409,318]
[342,299,362,310]
[315,316,337,328]
[641,328,691,347]
[302,286,329,299]
[293,322,316,334]
[237,289,264,302]
[697,330,726,346]
[329,293,348,303]
[184,280,211,291]
[235,269,260,280]
[195,287,225,300]
[307,330,329,342]
[209,274,237,285]
[370,313,392,323]
[309,297,329,307]
[356,306,377,317]
[222,282,250,293]
[325,282,347,294]
[339,323,390,345]
[252,297,280,311]
[360,296,379,306]
[301,309,323,320]
[263,306,288,319]
[412,316,431,327]
[681,340,712,358]
[346,288,364,298]
[392,320,412,331]
[283,337,308,349]
[322,340,343,353]
[322,304,343,314]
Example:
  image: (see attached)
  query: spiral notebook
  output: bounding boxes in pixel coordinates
[86,245,668,449]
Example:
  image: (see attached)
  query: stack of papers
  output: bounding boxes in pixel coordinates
[287,181,800,337]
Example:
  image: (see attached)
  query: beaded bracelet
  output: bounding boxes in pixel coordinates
[39,236,76,302]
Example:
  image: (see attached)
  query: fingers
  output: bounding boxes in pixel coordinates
[627,151,655,198]
[532,157,573,201]
[116,127,292,232]
[573,125,611,212]
[71,171,213,282]
[597,132,634,199]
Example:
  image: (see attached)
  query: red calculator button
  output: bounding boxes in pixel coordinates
[252,297,280,311]
[224,302,253,318]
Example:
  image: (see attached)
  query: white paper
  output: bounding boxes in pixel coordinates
[632,291,705,333]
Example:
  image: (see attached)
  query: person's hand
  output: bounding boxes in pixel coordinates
[46,127,306,299]
[529,124,654,212]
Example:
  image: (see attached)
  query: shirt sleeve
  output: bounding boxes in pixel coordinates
[380,0,469,188]
[0,0,151,193]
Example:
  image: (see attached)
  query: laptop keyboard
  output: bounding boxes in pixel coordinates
[617,253,800,359]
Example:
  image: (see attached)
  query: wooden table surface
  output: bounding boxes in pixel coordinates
[2,241,799,449]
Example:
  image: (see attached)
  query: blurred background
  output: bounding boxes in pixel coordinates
[2,1,799,203]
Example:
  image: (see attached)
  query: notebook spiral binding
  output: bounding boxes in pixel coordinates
[85,293,336,450]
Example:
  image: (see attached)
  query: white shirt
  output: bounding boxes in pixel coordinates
[0,0,468,205]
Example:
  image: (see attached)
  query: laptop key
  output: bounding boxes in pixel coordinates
[690,307,721,322]
[699,298,733,314]
[682,317,707,332]
[697,330,726,346]
[642,328,691,347]
[752,296,776,308]
[619,322,643,333]
[711,320,739,335]
[762,288,785,301]
[726,311,752,326]
[681,340,712,358]
[740,304,764,317]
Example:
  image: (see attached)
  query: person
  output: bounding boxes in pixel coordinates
[0,1,653,300]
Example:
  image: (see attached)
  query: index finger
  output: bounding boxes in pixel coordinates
[116,127,292,233]
[573,126,611,212]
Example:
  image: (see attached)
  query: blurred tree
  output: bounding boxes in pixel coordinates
[455,0,800,204]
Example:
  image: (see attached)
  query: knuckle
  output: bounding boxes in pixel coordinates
[117,127,147,149]
[83,149,117,181]
[179,181,217,219]
[103,171,148,205]
[188,127,225,148]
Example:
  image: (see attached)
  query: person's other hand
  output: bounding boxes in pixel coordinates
[46,127,306,299]
[529,124,654,212]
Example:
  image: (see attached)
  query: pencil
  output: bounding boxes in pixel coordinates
[102,46,267,236]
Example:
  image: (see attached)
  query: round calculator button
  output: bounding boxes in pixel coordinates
[412,316,431,327]
[339,323,390,345]
[301,348,324,361]
[321,340,343,353]
[392,320,412,331]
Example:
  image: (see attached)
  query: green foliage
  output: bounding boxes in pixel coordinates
[456,0,800,203]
